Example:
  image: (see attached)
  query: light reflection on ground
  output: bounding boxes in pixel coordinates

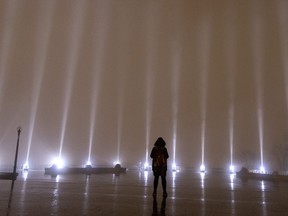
[1,169,288,215]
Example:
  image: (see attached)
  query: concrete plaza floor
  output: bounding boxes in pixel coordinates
[1,168,288,215]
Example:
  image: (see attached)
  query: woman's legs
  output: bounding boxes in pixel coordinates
[153,168,168,197]
[161,175,167,197]
[153,174,160,195]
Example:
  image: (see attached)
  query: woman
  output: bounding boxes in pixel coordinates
[150,137,169,197]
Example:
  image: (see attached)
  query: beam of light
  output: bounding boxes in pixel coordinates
[0,0,19,114]
[25,1,55,168]
[200,164,206,173]
[144,68,153,166]
[200,120,206,170]
[116,79,125,166]
[172,129,177,171]
[228,105,235,170]
[87,2,109,166]
[257,108,264,171]
[144,6,157,167]
[116,104,123,165]
[225,3,237,172]
[171,99,178,171]
[58,1,87,159]
[229,165,235,174]
[252,2,265,171]
[115,38,129,165]
[172,162,177,172]
[277,1,288,113]
[198,16,211,169]
[171,43,181,170]
[114,14,132,167]
[87,101,95,166]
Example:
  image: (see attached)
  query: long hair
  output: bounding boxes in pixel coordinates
[154,137,166,147]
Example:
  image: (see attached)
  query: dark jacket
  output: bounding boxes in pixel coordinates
[150,146,169,173]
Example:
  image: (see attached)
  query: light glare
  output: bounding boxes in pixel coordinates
[260,166,266,174]
[172,163,177,171]
[114,161,120,166]
[52,158,64,169]
[144,162,149,170]
[229,165,235,173]
[23,162,29,171]
[200,164,206,172]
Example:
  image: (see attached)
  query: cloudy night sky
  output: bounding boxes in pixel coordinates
[0,0,288,170]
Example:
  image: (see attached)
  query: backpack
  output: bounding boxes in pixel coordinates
[154,147,167,167]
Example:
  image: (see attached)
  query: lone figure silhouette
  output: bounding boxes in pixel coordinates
[150,137,169,197]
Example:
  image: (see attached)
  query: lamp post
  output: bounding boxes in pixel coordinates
[12,127,21,180]
[8,127,22,210]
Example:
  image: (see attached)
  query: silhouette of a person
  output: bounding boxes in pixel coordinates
[150,137,169,197]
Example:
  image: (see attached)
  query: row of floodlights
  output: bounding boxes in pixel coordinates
[143,162,266,174]
[199,164,266,174]
[20,159,266,174]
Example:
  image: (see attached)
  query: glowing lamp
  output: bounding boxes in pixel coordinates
[52,158,64,169]
[200,164,205,173]
[144,162,149,171]
[172,163,177,172]
[85,160,92,169]
[229,165,235,173]
[113,161,120,166]
[260,166,266,174]
[23,162,29,171]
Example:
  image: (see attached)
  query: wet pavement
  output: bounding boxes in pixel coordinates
[1,169,288,215]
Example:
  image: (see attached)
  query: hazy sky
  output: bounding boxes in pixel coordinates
[0,0,288,170]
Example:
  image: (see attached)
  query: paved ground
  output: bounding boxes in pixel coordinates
[1,168,288,215]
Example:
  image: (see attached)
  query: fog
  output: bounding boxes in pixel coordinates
[0,0,287,170]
